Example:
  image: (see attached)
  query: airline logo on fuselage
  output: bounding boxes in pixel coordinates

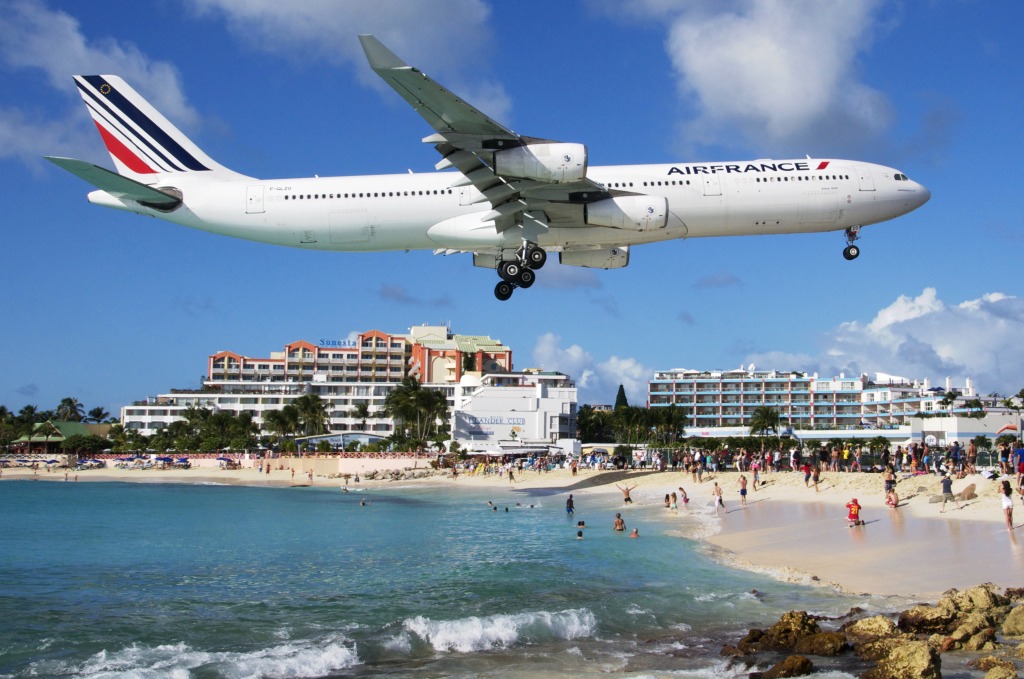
[668,161,830,175]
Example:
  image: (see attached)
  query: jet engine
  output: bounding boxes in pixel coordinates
[559,246,630,269]
[584,196,667,231]
[494,143,587,183]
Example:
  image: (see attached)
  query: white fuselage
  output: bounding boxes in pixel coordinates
[88,158,930,256]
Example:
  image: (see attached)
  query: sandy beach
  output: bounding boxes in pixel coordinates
[5,459,1022,599]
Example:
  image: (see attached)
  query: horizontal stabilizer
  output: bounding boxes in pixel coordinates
[45,157,181,207]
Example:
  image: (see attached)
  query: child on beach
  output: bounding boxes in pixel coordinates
[1002,480,1014,531]
[846,498,864,527]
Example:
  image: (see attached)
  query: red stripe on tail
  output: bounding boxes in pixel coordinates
[94,121,156,174]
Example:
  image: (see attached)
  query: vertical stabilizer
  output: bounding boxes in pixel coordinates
[73,75,241,180]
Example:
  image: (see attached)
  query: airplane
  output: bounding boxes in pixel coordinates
[47,35,930,301]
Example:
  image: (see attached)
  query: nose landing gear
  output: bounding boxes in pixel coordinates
[843,226,861,260]
[493,242,546,300]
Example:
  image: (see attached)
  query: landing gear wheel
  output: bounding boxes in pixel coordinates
[517,269,536,288]
[498,260,522,282]
[526,246,547,270]
[843,245,860,261]
[494,281,514,301]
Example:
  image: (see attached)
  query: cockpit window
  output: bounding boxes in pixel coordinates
[894,173,910,181]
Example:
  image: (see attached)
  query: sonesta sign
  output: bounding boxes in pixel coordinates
[667,160,831,176]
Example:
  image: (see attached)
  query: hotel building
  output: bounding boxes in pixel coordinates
[649,368,1013,445]
[121,325,576,448]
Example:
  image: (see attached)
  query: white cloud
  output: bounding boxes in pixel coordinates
[745,288,1024,396]
[0,0,199,165]
[615,0,892,155]
[184,0,512,121]
[532,333,652,406]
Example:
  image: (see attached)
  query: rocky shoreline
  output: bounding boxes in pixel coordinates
[720,583,1024,678]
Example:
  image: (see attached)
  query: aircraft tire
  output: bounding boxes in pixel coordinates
[527,247,547,269]
[498,261,521,282]
[494,281,514,301]
[843,245,860,261]
[518,269,535,288]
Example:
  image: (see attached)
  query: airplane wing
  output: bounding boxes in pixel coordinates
[45,156,182,208]
[359,35,610,238]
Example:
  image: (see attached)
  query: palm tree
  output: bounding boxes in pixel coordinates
[86,406,112,423]
[383,377,448,449]
[293,394,329,436]
[55,397,85,422]
[352,401,371,433]
[265,404,300,443]
[748,406,781,439]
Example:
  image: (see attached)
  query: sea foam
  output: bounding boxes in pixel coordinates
[42,635,360,679]
[402,608,596,653]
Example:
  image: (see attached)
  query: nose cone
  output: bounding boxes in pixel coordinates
[915,182,931,208]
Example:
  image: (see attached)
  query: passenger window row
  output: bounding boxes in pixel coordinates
[284,189,454,201]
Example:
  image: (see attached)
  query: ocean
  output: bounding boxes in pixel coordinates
[0,479,903,678]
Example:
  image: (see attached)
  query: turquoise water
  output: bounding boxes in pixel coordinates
[0,480,875,678]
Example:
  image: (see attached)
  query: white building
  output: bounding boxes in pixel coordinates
[451,369,577,452]
[649,368,1015,446]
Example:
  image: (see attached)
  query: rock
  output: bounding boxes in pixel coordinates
[719,644,745,657]
[928,494,943,503]
[1015,642,1024,660]
[856,637,909,662]
[1004,588,1024,602]
[1003,605,1024,637]
[793,631,847,656]
[759,611,821,651]
[737,628,765,654]
[955,482,977,500]
[760,654,814,678]
[862,640,941,679]
[842,614,898,642]
[973,656,1016,672]
[963,628,997,652]
[952,584,1009,615]
[898,599,959,633]
[983,667,1018,679]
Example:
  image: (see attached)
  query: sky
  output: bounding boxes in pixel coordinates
[2,0,1023,417]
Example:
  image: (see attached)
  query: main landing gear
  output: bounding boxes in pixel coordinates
[493,243,547,301]
[843,225,861,261]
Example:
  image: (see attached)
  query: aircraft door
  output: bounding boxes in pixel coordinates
[856,166,875,192]
[246,185,265,213]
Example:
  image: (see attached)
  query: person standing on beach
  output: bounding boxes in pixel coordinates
[800,461,811,487]
[1001,480,1015,530]
[738,475,748,508]
[811,463,821,493]
[884,466,898,507]
[566,494,575,515]
[508,466,516,484]
[712,482,724,515]
[616,484,636,504]
[940,474,962,513]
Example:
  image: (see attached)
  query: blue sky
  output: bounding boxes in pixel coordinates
[2,0,1022,416]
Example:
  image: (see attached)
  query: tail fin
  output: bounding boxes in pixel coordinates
[73,75,240,180]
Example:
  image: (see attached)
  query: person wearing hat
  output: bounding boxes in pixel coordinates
[846,498,864,527]
[940,474,961,513]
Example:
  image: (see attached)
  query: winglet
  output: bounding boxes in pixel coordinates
[358,35,409,72]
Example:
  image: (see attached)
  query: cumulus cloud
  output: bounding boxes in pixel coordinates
[744,288,1024,395]
[184,0,511,120]
[532,333,652,405]
[609,0,893,156]
[0,0,199,165]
